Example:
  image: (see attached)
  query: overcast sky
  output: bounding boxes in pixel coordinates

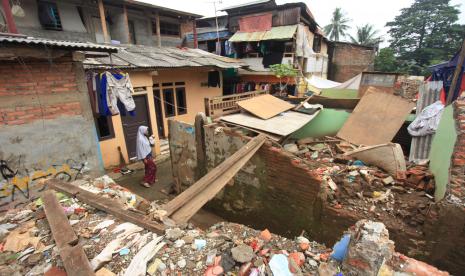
[141,0,465,47]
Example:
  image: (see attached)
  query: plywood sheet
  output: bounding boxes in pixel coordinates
[237,94,294,119]
[337,88,414,145]
[220,110,320,136]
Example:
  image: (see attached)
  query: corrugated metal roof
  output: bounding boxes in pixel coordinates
[229,25,297,42]
[83,45,246,69]
[0,35,118,52]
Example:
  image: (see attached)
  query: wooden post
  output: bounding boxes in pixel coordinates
[195,113,207,180]
[98,0,110,43]
[193,18,198,48]
[123,4,131,43]
[446,40,465,105]
[155,11,161,47]
[1,0,18,34]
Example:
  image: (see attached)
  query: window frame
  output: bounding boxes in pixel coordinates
[37,0,63,31]
[175,86,187,115]
[162,88,176,117]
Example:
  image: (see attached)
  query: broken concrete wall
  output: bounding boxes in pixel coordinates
[168,120,197,191]
[169,120,465,274]
[0,55,103,210]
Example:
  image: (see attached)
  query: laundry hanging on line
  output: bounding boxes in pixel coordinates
[93,71,137,117]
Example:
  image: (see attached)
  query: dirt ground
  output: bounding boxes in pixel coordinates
[108,155,223,230]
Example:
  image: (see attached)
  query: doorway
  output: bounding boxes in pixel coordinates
[122,95,151,161]
[153,86,166,138]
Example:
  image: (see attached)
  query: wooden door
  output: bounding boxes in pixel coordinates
[121,95,151,161]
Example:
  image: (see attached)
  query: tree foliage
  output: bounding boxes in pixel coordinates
[374,48,400,73]
[349,24,381,46]
[386,0,465,75]
[324,8,351,41]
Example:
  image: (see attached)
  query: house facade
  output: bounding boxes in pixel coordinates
[1,0,245,169]
[0,0,199,46]
[183,0,329,96]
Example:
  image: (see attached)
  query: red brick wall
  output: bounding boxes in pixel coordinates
[0,61,83,126]
[449,100,465,200]
[329,43,376,82]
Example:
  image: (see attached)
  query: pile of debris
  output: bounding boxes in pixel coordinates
[284,137,435,229]
[0,177,448,276]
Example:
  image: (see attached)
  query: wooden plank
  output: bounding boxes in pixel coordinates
[47,179,165,234]
[170,135,266,224]
[446,40,465,105]
[206,91,268,118]
[237,94,294,119]
[42,190,94,276]
[162,134,266,217]
[337,87,415,146]
[42,190,79,249]
[60,246,95,276]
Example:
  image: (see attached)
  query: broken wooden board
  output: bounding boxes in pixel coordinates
[345,143,406,176]
[163,134,266,224]
[337,88,414,146]
[47,179,165,234]
[42,190,95,276]
[237,94,294,119]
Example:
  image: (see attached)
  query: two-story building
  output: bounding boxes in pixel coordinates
[183,0,329,96]
[0,0,245,169]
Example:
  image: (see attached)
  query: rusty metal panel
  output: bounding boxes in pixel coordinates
[273,7,300,26]
[409,81,443,162]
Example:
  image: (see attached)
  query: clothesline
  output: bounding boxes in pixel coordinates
[153,95,187,110]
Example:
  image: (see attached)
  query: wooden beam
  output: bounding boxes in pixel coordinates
[446,40,465,105]
[193,19,198,48]
[47,179,165,234]
[98,0,110,43]
[123,4,131,44]
[155,11,161,47]
[195,112,207,180]
[171,135,266,224]
[163,134,266,220]
[42,190,94,276]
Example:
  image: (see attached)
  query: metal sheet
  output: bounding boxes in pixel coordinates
[220,110,320,136]
[409,81,443,162]
[0,35,118,52]
[229,25,297,42]
[84,45,246,69]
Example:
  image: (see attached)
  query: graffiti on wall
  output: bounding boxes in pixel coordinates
[0,157,90,209]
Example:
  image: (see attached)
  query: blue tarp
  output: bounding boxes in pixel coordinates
[185,30,230,42]
[429,49,464,101]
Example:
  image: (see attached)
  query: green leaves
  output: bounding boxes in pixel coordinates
[349,24,381,46]
[269,64,298,78]
[386,0,464,75]
[324,7,351,41]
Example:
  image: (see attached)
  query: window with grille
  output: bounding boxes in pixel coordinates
[38,1,62,31]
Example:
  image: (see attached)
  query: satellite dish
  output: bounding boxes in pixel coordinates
[11,5,25,18]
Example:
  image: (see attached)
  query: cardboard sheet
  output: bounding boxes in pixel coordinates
[220,110,320,137]
[237,94,295,119]
[337,88,415,145]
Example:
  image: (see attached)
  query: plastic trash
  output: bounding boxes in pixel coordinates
[269,254,292,276]
[331,234,351,261]
[353,160,365,166]
[194,239,207,250]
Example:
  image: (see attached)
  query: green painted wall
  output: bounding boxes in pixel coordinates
[429,105,457,201]
[290,109,351,139]
[320,89,359,99]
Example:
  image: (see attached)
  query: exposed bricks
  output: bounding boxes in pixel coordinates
[449,100,465,202]
[0,61,83,126]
